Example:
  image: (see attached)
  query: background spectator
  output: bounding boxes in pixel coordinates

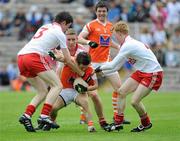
[0,18,12,36]
[107,0,120,23]
[40,7,53,25]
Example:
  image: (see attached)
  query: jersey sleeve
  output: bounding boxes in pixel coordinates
[53,29,67,49]
[100,44,131,71]
[81,24,90,34]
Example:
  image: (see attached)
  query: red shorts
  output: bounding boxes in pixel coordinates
[131,70,163,91]
[17,53,51,78]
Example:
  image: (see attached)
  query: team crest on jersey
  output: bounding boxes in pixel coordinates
[99,34,110,47]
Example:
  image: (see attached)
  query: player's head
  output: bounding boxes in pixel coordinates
[111,21,129,44]
[95,1,109,22]
[54,11,73,32]
[65,28,77,50]
[76,52,91,71]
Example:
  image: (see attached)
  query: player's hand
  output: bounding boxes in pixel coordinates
[48,51,56,60]
[88,41,98,48]
[54,49,64,62]
[75,83,88,93]
[94,66,102,73]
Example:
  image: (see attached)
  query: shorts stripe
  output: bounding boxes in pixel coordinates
[148,72,158,89]
[40,55,50,70]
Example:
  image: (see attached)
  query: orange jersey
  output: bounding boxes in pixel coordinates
[61,65,94,89]
[85,19,113,63]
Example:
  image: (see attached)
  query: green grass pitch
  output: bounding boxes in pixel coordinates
[0,89,180,141]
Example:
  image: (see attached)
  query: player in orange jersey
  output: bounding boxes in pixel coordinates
[50,28,108,130]
[78,0,130,124]
[50,51,97,132]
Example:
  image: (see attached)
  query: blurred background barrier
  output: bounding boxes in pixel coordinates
[0,0,180,91]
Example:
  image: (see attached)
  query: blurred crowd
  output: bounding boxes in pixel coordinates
[0,0,180,90]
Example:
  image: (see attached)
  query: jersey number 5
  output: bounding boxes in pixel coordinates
[33,27,48,39]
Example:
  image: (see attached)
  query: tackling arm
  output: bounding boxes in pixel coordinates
[61,48,84,76]
[101,53,125,71]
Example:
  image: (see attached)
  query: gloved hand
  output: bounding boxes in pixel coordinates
[94,66,102,73]
[69,77,75,83]
[48,51,56,60]
[75,83,88,93]
[88,41,98,48]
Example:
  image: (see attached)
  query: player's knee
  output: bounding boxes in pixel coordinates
[80,99,88,108]
[131,99,138,107]
[48,79,61,88]
[118,88,126,98]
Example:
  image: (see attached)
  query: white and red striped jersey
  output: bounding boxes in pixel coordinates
[101,35,163,73]
[18,22,67,55]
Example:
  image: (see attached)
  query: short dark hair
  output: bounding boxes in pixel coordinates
[54,11,73,24]
[95,0,109,12]
[76,52,91,66]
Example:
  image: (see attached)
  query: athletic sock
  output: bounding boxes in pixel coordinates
[99,117,107,126]
[140,113,150,127]
[80,107,86,121]
[112,92,118,117]
[114,113,124,125]
[88,120,94,126]
[40,103,52,117]
[24,104,35,118]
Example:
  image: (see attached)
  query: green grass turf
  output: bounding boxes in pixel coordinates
[0,90,180,141]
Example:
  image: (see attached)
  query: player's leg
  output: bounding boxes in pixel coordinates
[106,72,130,124]
[75,94,96,132]
[50,89,78,130]
[50,96,65,123]
[88,90,108,129]
[44,95,66,130]
[79,106,87,124]
[19,76,48,132]
[36,70,62,130]
[130,84,152,132]
[105,77,139,132]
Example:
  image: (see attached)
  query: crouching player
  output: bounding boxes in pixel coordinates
[50,52,98,132]
[95,21,163,132]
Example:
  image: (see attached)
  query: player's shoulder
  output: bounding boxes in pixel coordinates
[106,21,113,26]
[86,19,99,27]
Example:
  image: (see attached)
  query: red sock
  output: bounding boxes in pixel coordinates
[41,103,52,116]
[115,113,124,125]
[140,113,150,127]
[25,105,36,117]
[99,117,107,126]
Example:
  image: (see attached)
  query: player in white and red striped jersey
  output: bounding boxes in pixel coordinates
[17,12,85,132]
[95,21,163,132]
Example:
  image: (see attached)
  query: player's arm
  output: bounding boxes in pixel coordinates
[54,31,84,77]
[87,74,98,91]
[56,62,64,79]
[110,40,120,50]
[78,26,98,48]
[61,48,84,76]
[96,47,128,72]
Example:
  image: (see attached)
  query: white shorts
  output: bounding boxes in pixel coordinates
[59,88,78,106]
[91,62,119,77]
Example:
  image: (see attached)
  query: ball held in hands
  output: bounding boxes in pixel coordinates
[73,77,88,94]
